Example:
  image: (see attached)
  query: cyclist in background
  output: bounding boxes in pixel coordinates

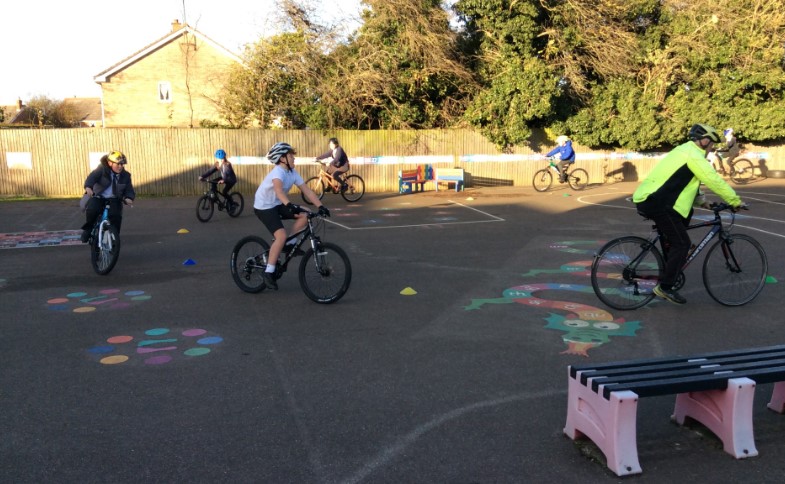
[545,135,576,183]
[716,128,740,175]
[199,149,238,210]
[80,150,135,242]
[633,124,743,305]
[254,142,330,290]
[315,137,350,191]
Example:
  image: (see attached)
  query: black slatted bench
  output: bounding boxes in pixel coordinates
[564,344,785,476]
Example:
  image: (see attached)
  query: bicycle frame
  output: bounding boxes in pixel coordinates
[645,208,731,272]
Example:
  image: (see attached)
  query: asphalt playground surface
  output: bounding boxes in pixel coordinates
[2,180,785,483]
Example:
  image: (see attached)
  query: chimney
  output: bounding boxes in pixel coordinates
[171,19,182,32]
[16,99,23,111]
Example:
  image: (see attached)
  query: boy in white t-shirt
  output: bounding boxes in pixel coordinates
[254,142,330,290]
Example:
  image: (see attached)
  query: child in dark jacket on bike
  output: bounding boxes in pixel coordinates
[199,149,238,207]
[80,150,135,242]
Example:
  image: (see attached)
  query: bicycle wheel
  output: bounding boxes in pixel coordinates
[230,236,270,293]
[568,168,589,190]
[591,236,663,310]
[532,169,552,192]
[91,223,121,275]
[341,174,365,202]
[302,177,325,204]
[299,241,352,304]
[227,193,244,217]
[730,158,754,185]
[196,195,214,222]
[703,234,767,306]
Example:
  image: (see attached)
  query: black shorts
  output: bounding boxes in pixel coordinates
[255,205,297,234]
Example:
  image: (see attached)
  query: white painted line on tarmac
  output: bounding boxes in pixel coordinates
[337,200,505,230]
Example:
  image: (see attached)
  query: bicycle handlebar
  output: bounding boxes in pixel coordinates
[709,202,748,213]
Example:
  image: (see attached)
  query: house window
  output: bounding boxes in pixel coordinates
[158,82,172,103]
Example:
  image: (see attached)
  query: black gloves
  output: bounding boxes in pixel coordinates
[318,206,331,217]
[286,202,303,214]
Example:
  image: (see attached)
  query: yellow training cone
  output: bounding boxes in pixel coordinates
[177,228,190,234]
[466,197,474,201]
[400,287,417,295]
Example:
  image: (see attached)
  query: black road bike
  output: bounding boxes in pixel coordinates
[591,203,767,309]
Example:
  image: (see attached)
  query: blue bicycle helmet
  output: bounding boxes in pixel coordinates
[215,149,227,160]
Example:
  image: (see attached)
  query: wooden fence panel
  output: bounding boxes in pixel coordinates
[1,128,782,198]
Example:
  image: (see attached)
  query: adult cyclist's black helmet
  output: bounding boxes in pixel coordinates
[688,124,722,143]
[266,142,296,164]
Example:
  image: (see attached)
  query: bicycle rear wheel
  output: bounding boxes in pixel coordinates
[230,236,270,293]
[532,169,552,192]
[299,241,352,304]
[91,223,121,275]
[227,193,244,217]
[730,158,754,185]
[196,195,214,222]
[591,236,663,310]
[302,177,325,204]
[568,168,589,190]
[341,174,365,202]
[703,234,767,306]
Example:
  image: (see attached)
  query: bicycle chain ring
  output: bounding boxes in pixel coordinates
[672,272,686,291]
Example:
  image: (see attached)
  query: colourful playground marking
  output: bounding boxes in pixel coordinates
[0,230,82,249]
[46,289,153,313]
[87,327,223,366]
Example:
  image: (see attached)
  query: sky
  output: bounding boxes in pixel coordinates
[0,0,363,105]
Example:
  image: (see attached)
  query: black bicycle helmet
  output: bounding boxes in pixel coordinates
[688,124,722,143]
[266,142,296,164]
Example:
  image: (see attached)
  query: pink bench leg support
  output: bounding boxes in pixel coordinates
[564,369,642,476]
[767,381,785,413]
[672,377,758,458]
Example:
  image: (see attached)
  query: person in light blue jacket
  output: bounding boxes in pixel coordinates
[545,135,576,183]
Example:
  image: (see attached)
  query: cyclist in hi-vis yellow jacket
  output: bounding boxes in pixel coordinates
[633,124,743,305]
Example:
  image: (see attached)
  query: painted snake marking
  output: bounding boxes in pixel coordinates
[465,241,642,357]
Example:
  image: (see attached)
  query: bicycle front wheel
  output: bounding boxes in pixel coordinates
[703,234,767,306]
[196,195,214,222]
[91,223,121,275]
[591,236,663,310]
[230,236,270,293]
[299,241,352,304]
[341,174,365,202]
[568,168,589,190]
[532,169,552,192]
[730,158,754,185]
[302,177,325,204]
[227,193,244,217]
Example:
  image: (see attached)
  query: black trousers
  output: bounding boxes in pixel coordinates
[82,197,124,233]
[637,204,691,288]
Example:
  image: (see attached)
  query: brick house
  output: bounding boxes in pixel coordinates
[94,20,243,128]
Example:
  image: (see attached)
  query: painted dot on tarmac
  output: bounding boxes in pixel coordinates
[49,305,69,311]
[88,345,116,354]
[184,348,211,356]
[67,292,88,298]
[100,289,121,295]
[145,355,172,365]
[100,355,129,365]
[107,335,133,344]
[48,298,69,304]
[111,302,132,309]
[145,328,170,336]
[130,295,152,301]
[73,306,97,313]
[125,290,145,297]
[197,336,223,345]
[182,329,207,337]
